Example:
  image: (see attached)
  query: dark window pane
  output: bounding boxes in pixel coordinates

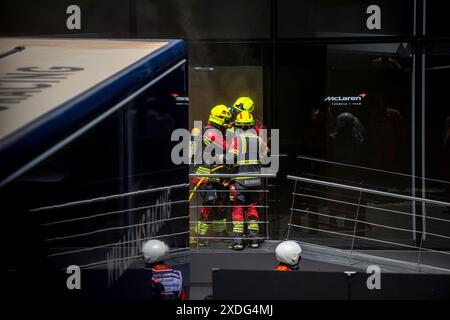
[423,41,450,254]
[277,0,414,38]
[136,0,271,39]
[188,43,265,127]
[0,0,131,37]
[275,43,414,248]
[426,1,450,37]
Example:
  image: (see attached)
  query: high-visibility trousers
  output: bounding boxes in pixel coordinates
[231,185,260,241]
[195,182,228,237]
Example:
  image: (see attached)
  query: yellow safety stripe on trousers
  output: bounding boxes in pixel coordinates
[195,166,221,182]
[195,166,211,174]
[236,159,259,165]
[196,221,209,236]
[210,219,227,232]
[206,176,221,182]
[232,221,244,233]
[248,220,259,231]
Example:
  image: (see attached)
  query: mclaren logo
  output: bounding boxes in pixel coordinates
[324,93,366,102]
[324,93,367,107]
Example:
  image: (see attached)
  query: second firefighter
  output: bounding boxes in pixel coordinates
[224,111,268,250]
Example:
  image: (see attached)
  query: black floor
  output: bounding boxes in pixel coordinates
[188,240,450,299]
[189,242,350,300]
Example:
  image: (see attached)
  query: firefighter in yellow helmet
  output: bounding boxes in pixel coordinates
[192,105,231,246]
[225,111,268,250]
[231,97,255,116]
[230,97,264,135]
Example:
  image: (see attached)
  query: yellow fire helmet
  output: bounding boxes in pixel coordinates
[232,96,255,116]
[235,111,255,128]
[209,104,232,127]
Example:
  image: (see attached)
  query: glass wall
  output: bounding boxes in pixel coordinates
[423,42,450,266]
[188,43,266,127]
[274,43,415,248]
[0,0,449,255]
[277,0,414,38]
[0,0,132,37]
[135,0,271,40]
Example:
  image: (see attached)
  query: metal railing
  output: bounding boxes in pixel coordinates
[297,155,450,186]
[30,183,190,272]
[189,172,276,251]
[286,175,450,272]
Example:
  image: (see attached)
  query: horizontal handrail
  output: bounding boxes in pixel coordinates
[288,223,450,257]
[29,183,189,212]
[192,236,268,240]
[291,208,450,240]
[189,173,277,178]
[287,175,450,207]
[293,192,450,224]
[42,200,188,226]
[44,216,190,242]
[78,247,190,270]
[297,155,450,185]
[189,220,269,224]
[190,205,269,208]
[189,189,268,193]
[47,230,190,258]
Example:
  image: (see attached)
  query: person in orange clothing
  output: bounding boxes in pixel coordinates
[274,240,302,271]
[142,239,187,300]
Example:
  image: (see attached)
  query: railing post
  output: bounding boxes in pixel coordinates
[265,177,270,251]
[287,180,298,240]
[195,185,199,252]
[416,230,424,272]
[350,189,363,257]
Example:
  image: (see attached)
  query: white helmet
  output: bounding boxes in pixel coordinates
[142,239,170,263]
[275,241,302,266]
